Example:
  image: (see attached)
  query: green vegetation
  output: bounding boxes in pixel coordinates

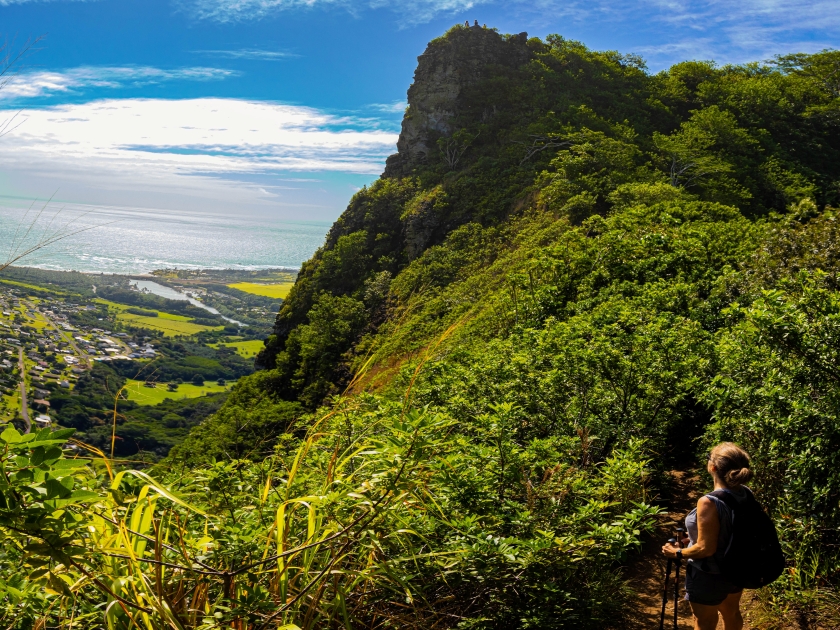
[227,281,294,299]
[93,297,225,336]
[96,299,192,321]
[47,362,230,458]
[1,27,840,629]
[96,287,225,323]
[209,339,264,358]
[116,313,222,336]
[0,266,108,296]
[109,341,253,384]
[0,279,67,295]
[124,378,228,405]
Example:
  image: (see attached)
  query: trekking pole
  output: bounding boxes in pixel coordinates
[659,537,676,630]
[673,528,685,629]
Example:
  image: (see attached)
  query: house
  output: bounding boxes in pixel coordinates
[34,415,51,428]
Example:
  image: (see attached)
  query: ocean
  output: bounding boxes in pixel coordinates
[0,201,331,274]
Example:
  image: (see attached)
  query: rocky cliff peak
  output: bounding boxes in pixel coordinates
[384,25,532,177]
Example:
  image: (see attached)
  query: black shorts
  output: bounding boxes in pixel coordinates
[684,562,743,606]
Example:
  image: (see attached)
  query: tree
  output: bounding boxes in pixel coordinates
[437,129,479,170]
[704,272,840,594]
[774,50,840,98]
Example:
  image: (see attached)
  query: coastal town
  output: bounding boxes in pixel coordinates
[0,284,159,432]
[0,267,290,455]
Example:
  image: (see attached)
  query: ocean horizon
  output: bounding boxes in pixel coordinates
[0,198,331,275]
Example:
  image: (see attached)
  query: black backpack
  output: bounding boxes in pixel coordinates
[709,488,786,589]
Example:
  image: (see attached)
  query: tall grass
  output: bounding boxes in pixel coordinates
[0,388,659,629]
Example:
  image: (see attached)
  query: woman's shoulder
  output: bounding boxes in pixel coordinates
[696,495,719,513]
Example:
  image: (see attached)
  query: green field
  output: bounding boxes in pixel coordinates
[210,339,264,358]
[96,299,193,321]
[124,379,228,406]
[116,315,222,336]
[0,392,20,423]
[28,316,49,330]
[228,282,294,299]
[95,299,223,336]
[0,279,67,295]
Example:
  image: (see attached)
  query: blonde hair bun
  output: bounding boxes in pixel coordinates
[725,466,753,486]
[710,442,753,487]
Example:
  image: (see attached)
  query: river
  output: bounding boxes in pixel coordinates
[130,279,245,326]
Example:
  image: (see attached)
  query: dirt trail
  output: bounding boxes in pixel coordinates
[624,470,761,630]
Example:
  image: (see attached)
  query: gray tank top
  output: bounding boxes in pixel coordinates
[684,486,749,574]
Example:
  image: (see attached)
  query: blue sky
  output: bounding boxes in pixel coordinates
[0,0,837,226]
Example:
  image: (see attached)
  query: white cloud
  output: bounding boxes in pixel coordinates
[181,0,489,25]
[177,0,840,58]
[183,0,343,22]
[641,0,838,59]
[1,97,397,174]
[0,98,397,216]
[190,49,299,60]
[369,100,407,113]
[0,66,236,101]
[515,0,840,67]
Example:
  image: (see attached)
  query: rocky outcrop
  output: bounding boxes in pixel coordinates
[384,26,532,177]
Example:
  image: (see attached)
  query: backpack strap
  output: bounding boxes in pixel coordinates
[708,489,740,512]
[707,490,743,556]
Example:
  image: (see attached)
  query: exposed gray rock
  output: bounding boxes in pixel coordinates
[384,26,532,177]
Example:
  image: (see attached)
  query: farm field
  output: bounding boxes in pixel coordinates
[124,379,229,405]
[95,299,223,336]
[228,281,293,299]
[116,314,222,336]
[209,339,263,358]
[95,299,193,321]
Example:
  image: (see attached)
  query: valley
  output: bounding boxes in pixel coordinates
[0,266,293,459]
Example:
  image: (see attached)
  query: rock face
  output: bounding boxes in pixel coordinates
[384,26,531,177]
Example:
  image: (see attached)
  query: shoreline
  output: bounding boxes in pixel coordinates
[2,264,302,278]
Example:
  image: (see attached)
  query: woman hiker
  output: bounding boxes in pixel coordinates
[661,442,754,630]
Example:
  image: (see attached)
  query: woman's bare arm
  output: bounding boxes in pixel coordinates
[661,496,720,559]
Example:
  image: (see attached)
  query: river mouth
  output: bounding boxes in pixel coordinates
[129,279,245,326]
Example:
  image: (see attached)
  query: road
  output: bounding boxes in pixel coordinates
[17,347,30,434]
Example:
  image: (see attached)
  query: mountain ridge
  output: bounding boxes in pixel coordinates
[166,26,840,627]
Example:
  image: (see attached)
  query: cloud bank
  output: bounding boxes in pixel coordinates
[190,49,298,60]
[181,0,487,25]
[0,98,397,214]
[0,66,237,101]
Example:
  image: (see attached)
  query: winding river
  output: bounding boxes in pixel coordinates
[129,280,244,326]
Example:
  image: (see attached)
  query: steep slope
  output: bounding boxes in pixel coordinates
[165,26,840,628]
[253,25,839,409]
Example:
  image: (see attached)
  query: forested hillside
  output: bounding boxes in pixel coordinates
[2,25,840,629]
